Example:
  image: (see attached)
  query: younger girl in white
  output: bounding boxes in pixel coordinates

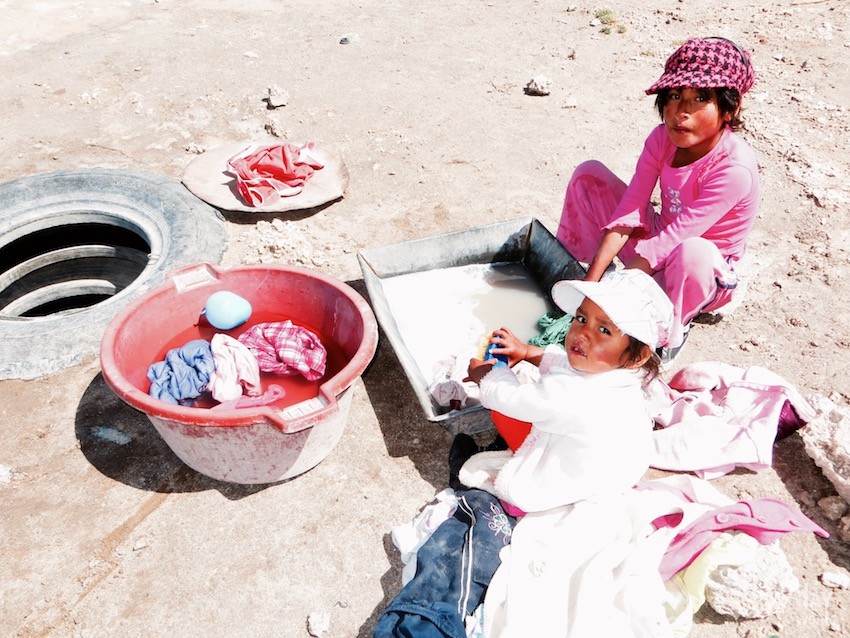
[464,268,673,513]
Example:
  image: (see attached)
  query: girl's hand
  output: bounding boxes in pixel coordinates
[489,327,531,366]
[465,358,494,385]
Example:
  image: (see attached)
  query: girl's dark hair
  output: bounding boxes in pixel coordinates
[654,87,744,131]
[621,336,660,382]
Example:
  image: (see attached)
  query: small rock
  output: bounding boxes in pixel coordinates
[830,621,842,632]
[339,33,360,45]
[525,75,551,96]
[267,84,289,108]
[818,495,849,521]
[185,142,204,154]
[561,97,578,108]
[307,611,331,637]
[132,539,149,551]
[705,542,799,619]
[821,571,850,589]
[0,464,12,484]
[589,18,601,27]
[242,51,259,58]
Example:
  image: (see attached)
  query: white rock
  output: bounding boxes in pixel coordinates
[267,84,289,108]
[818,495,849,521]
[839,515,850,543]
[820,571,850,589]
[800,394,850,505]
[525,75,551,96]
[307,611,331,637]
[0,464,12,483]
[705,542,799,619]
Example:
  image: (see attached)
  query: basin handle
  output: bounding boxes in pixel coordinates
[264,391,339,434]
[167,263,221,293]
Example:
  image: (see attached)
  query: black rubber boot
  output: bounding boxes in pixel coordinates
[448,433,479,490]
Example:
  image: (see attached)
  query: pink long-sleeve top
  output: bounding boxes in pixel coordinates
[607,124,761,270]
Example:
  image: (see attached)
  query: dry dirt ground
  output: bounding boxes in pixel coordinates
[1,1,849,637]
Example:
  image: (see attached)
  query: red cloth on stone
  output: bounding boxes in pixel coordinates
[226,142,325,206]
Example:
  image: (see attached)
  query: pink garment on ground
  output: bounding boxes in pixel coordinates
[659,498,829,581]
[646,361,815,479]
[208,333,262,402]
[237,320,327,381]
[557,125,759,347]
[226,142,325,206]
[211,384,286,410]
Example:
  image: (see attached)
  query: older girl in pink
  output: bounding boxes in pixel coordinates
[556,37,760,353]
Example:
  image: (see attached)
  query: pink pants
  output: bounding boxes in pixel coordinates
[556,161,737,348]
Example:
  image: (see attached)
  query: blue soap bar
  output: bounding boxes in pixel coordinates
[484,342,509,368]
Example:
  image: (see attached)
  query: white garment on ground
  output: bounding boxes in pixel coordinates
[391,489,459,585]
[647,361,815,478]
[482,476,736,638]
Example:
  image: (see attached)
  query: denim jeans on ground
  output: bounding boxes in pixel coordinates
[373,488,516,638]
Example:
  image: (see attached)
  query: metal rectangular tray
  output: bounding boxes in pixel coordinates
[357,217,584,434]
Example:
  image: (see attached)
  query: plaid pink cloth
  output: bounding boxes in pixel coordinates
[237,320,327,381]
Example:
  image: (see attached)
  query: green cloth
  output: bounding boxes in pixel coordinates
[528,310,573,347]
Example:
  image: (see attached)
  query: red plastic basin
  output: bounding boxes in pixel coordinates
[99,263,378,484]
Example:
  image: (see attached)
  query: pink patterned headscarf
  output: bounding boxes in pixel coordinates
[646,37,755,96]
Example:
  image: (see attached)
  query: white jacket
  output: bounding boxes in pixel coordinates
[470,345,653,513]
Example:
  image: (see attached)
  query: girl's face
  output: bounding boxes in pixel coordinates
[663,87,732,165]
[565,298,632,374]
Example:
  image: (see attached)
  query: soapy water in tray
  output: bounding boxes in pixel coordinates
[380,263,553,384]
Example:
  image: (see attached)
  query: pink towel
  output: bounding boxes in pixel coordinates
[226,142,325,206]
[237,320,327,381]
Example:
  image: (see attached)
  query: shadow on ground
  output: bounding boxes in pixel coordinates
[220,199,340,225]
[74,372,280,500]
[351,278,454,491]
[350,277,457,634]
[355,532,405,638]
[772,433,850,571]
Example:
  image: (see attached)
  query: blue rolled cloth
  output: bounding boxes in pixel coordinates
[147,339,215,404]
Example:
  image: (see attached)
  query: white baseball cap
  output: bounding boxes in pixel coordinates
[551,269,674,350]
